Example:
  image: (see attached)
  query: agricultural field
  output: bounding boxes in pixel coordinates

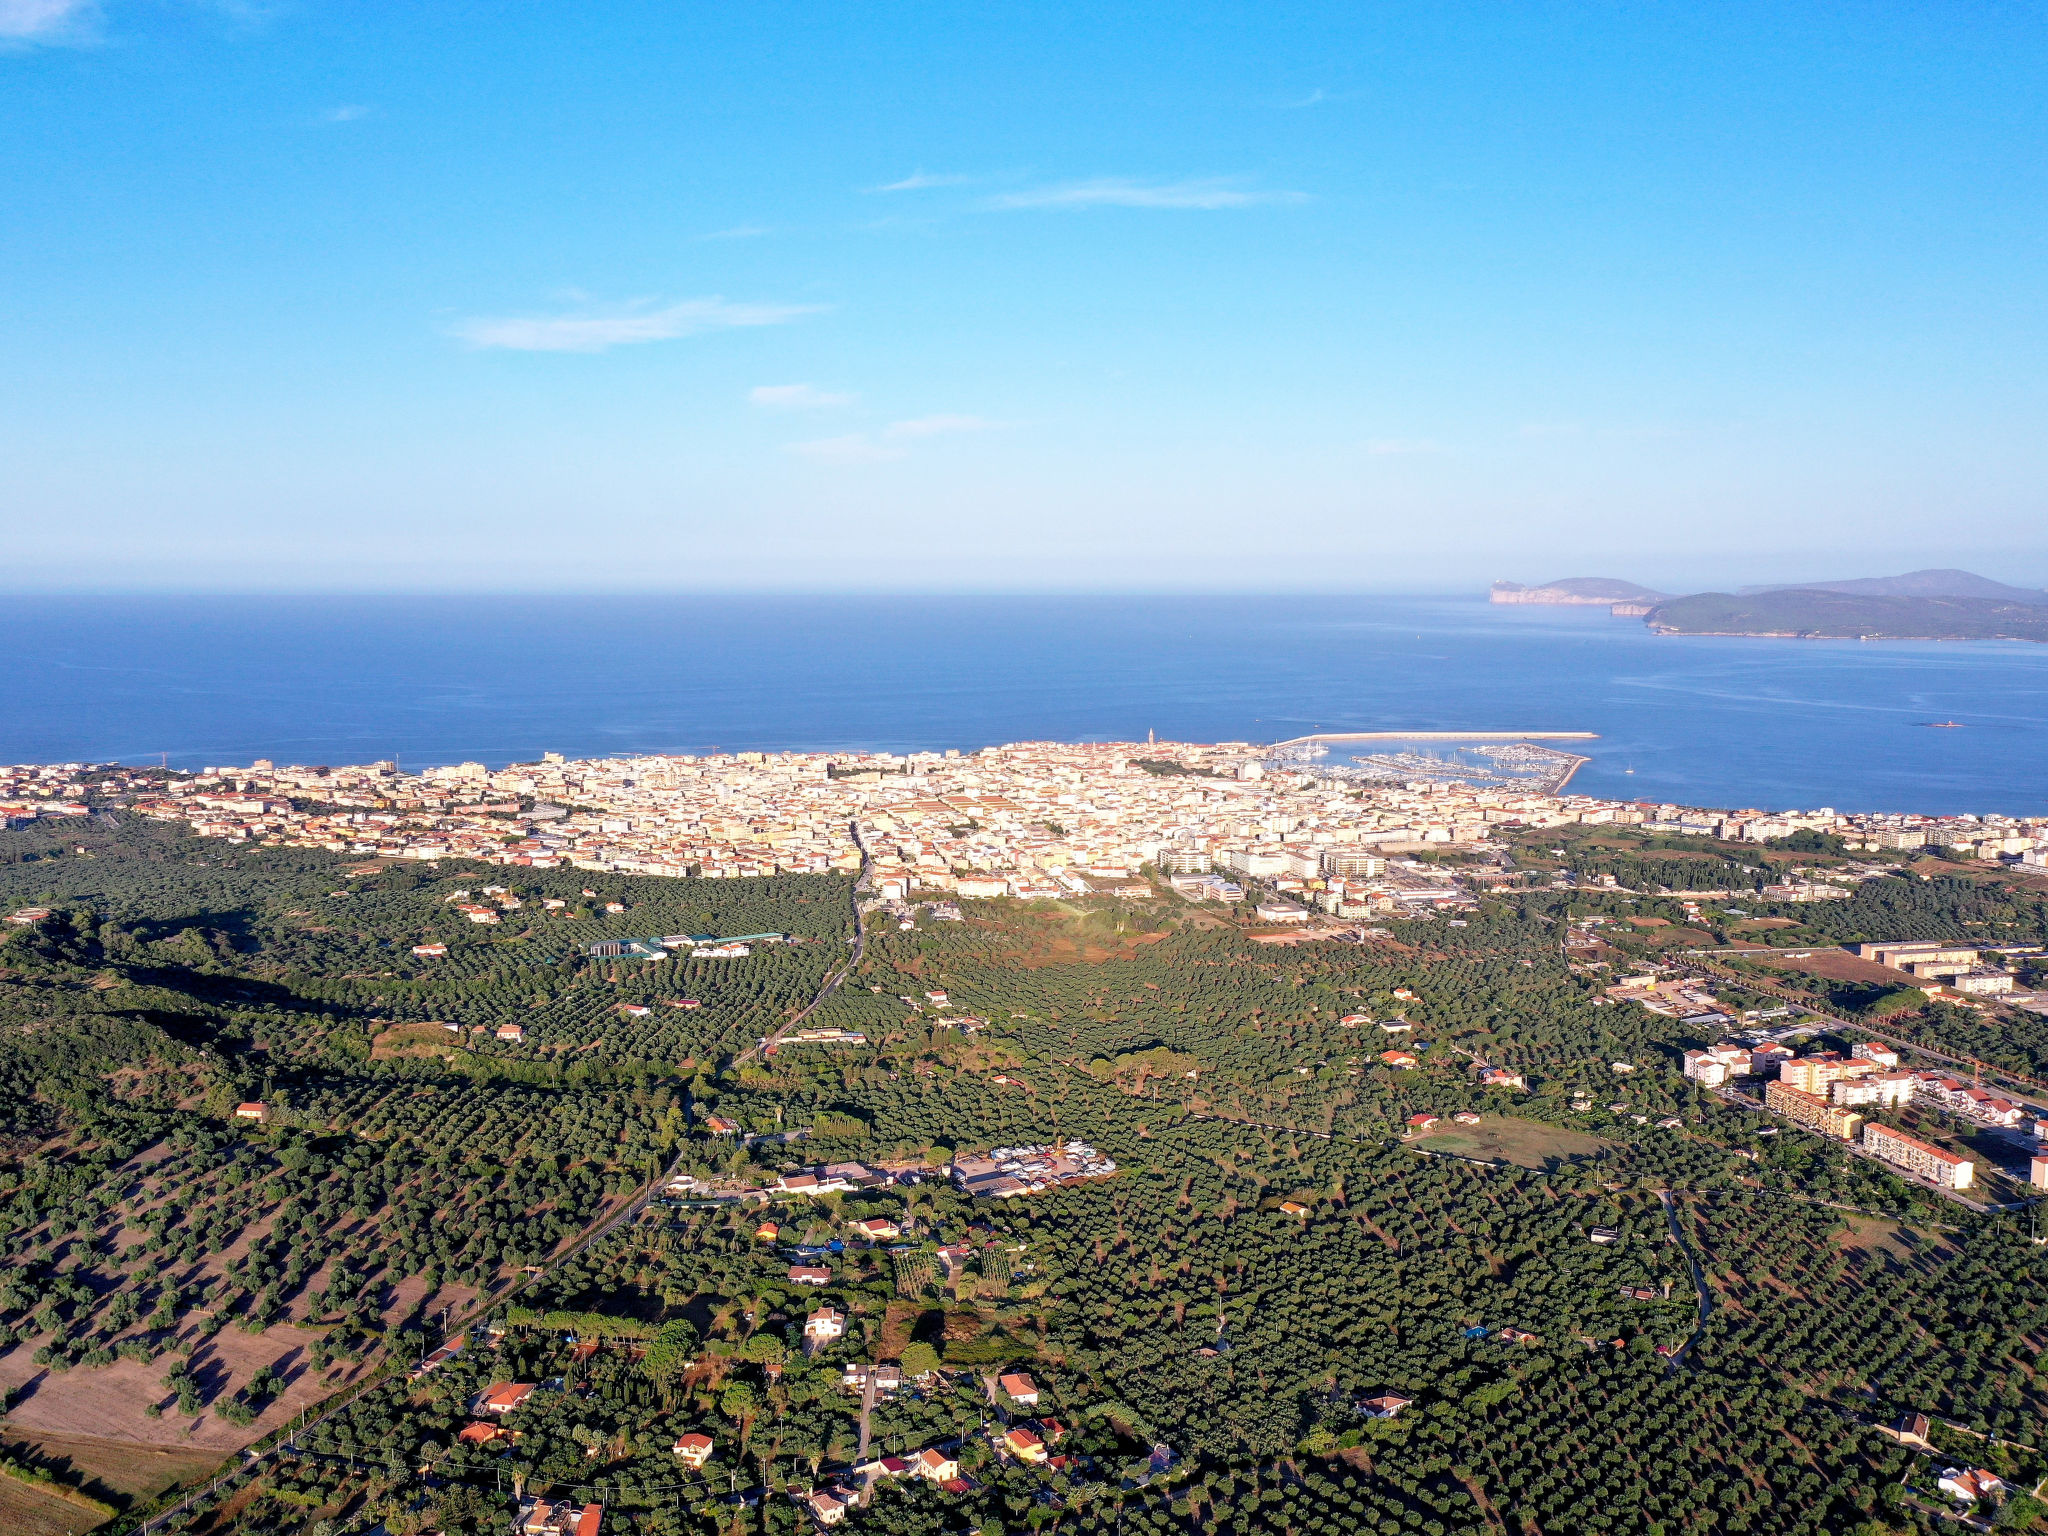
[7,820,2048,1534]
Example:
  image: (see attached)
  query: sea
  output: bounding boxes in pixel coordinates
[6,594,2048,816]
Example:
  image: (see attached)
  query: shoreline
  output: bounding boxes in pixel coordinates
[1276,730,1600,744]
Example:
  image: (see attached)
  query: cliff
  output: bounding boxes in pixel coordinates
[1490,577,1668,607]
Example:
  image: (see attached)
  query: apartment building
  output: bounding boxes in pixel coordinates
[1681,1041,1759,1089]
[1765,1080,1863,1141]
[1862,1123,1975,1189]
[1777,1053,1879,1097]
[1855,941,1979,975]
[1829,1071,1917,1109]
[1912,1073,2027,1127]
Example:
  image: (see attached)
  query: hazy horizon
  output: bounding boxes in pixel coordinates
[9,568,2048,598]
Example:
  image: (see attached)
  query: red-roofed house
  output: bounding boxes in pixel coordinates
[996,1370,1039,1406]
[516,1497,603,1536]
[1003,1426,1048,1464]
[1939,1468,2004,1504]
[671,1432,714,1468]
[475,1381,535,1416]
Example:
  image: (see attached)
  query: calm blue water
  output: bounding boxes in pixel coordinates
[6,594,2048,815]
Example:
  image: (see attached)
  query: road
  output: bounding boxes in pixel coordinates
[1657,1190,1712,1370]
[1700,1078,1999,1213]
[1681,952,2048,1106]
[131,823,879,1535]
[731,819,872,1071]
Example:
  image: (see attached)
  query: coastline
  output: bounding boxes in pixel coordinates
[1276,730,1599,744]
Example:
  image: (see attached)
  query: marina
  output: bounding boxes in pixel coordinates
[1272,732,1596,794]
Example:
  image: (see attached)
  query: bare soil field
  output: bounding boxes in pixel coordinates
[1831,1215,1951,1267]
[0,1476,104,1536]
[6,1427,219,1502]
[1749,952,1919,987]
[0,1322,360,1453]
[1414,1116,1611,1169]
[370,1020,460,1060]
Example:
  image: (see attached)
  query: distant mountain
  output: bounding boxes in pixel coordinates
[1646,588,2048,642]
[1490,577,1669,607]
[1737,568,2048,605]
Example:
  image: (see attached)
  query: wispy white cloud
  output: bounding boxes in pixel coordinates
[869,170,975,193]
[1366,437,1444,456]
[885,414,995,439]
[750,383,857,410]
[989,177,1307,211]
[324,104,373,123]
[452,296,822,354]
[788,414,1000,465]
[700,224,770,241]
[0,0,97,43]
[788,434,907,465]
[1277,87,1360,109]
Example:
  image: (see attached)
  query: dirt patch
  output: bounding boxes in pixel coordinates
[5,1428,219,1501]
[1731,917,1803,931]
[370,1021,459,1059]
[1655,928,1719,947]
[0,1478,102,1536]
[1750,952,1918,987]
[1831,1215,1938,1266]
[990,931,1172,968]
[1626,917,1671,929]
[877,1301,929,1360]
[1415,1116,1611,1170]
[0,1322,361,1453]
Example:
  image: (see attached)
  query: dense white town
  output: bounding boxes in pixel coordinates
[5,741,2046,918]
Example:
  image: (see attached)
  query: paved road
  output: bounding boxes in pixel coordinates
[731,820,872,1071]
[1701,1079,1999,1213]
[1657,1190,1712,1370]
[1682,952,2048,1105]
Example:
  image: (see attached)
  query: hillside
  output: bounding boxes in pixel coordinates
[1739,567,2048,605]
[1645,588,2048,641]
[1489,576,1667,605]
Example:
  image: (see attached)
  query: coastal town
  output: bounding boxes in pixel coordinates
[5,741,2046,920]
[8,742,2048,1532]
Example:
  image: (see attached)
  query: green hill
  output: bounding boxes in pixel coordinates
[1740,567,2048,605]
[1646,588,2048,641]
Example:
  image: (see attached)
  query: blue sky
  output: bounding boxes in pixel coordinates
[4,2,2046,593]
